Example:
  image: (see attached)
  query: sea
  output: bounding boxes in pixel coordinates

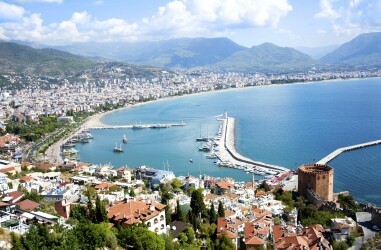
[75,78,381,206]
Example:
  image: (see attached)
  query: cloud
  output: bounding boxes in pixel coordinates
[0,0,293,45]
[0,11,139,45]
[13,0,63,3]
[0,2,25,20]
[0,26,8,40]
[316,0,381,36]
[141,0,292,39]
[94,0,103,5]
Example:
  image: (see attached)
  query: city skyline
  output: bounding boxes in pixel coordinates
[0,0,380,47]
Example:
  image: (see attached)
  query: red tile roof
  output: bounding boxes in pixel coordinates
[15,199,40,211]
[107,200,165,226]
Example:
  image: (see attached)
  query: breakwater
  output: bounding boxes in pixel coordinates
[215,116,289,173]
[317,139,381,165]
[88,122,186,130]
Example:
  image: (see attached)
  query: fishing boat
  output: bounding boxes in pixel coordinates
[113,143,124,152]
[122,134,127,144]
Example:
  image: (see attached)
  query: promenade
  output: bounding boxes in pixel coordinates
[215,116,289,172]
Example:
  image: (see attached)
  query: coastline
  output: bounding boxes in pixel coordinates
[44,76,377,164]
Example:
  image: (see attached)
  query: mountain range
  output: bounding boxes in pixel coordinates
[1,32,381,76]
[320,32,381,66]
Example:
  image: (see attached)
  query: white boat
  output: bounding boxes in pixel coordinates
[122,134,127,144]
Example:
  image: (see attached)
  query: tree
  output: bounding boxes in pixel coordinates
[23,190,43,203]
[175,199,185,222]
[129,188,136,197]
[190,189,206,219]
[215,233,235,250]
[171,178,182,190]
[209,202,217,224]
[259,180,271,192]
[95,195,108,223]
[71,220,107,250]
[87,196,96,223]
[10,232,23,250]
[218,201,225,218]
[69,204,87,220]
[118,225,165,250]
[184,227,195,244]
[165,206,172,225]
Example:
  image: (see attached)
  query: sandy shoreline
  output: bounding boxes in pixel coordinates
[44,77,376,164]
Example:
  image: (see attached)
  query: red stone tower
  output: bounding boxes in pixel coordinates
[298,164,334,201]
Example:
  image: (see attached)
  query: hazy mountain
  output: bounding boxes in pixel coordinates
[211,43,316,73]
[55,37,246,69]
[320,32,381,65]
[0,41,96,76]
[295,45,339,59]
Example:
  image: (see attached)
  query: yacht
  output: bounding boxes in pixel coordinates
[122,134,127,144]
[113,143,124,152]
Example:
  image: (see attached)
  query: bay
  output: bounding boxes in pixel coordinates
[76,78,381,206]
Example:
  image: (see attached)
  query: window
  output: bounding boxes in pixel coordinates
[147,222,151,227]
[160,215,164,221]
[154,218,158,224]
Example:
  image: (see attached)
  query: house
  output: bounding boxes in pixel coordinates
[107,200,167,234]
[214,180,234,194]
[273,224,331,250]
[4,191,24,203]
[244,216,272,250]
[94,182,117,192]
[0,160,21,174]
[331,217,356,241]
[135,166,175,186]
[217,217,243,249]
[35,163,56,172]
[116,166,131,182]
[15,199,40,211]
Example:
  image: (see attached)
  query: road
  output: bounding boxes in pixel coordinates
[350,212,376,250]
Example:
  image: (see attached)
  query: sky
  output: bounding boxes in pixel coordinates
[0,0,380,48]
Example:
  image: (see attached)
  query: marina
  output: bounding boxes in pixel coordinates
[199,113,290,175]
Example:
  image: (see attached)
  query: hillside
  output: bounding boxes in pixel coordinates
[211,43,316,73]
[55,37,246,69]
[0,41,97,76]
[320,32,381,65]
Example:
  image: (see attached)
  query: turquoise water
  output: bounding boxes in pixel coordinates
[76,78,381,206]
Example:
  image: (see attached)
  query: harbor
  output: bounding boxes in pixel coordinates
[197,114,290,176]
[317,139,381,165]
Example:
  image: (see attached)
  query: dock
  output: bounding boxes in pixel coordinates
[88,122,186,130]
[215,116,289,172]
[317,139,381,165]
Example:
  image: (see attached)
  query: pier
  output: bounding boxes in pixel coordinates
[216,116,289,172]
[88,122,186,130]
[317,139,381,165]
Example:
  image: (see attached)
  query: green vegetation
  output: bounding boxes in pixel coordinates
[273,187,345,228]
[213,42,315,73]
[321,32,381,66]
[6,116,62,142]
[0,41,96,77]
